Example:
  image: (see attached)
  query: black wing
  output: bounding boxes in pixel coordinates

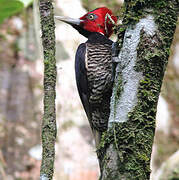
[75,43,91,122]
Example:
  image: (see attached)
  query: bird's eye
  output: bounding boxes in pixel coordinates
[88,14,95,20]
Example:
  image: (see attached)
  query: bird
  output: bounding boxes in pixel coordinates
[55,7,117,147]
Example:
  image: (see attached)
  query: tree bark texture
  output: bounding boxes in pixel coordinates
[39,0,57,179]
[98,0,179,179]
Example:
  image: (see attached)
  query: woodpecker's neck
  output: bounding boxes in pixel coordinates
[86,32,113,45]
[72,24,93,38]
[72,24,113,42]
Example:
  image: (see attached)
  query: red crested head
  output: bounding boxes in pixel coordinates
[55,7,117,38]
[80,7,117,37]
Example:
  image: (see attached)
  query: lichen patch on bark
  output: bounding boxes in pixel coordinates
[109,15,157,125]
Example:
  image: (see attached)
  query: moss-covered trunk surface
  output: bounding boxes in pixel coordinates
[39,0,57,179]
[98,0,179,179]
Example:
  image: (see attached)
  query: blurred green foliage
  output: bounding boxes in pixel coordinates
[0,0,33,24]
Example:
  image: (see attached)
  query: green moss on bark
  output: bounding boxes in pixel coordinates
[98,1,178,179]
[123,0,178,26]
[39,0,57,179]
[98,122,153,179]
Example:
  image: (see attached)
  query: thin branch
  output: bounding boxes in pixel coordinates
[39,0,57,179]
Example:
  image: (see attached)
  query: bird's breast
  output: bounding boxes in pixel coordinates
[86,42,113,104]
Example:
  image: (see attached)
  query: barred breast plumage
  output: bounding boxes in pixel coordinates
[86,42,113,131]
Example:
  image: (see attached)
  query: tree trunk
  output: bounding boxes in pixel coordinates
[98,0,179,179]
[39,1,57,179]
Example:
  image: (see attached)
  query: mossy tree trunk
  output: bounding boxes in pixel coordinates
[98,0,179,179]
[39,0,57,179]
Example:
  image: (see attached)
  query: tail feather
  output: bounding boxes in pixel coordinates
[92,129,102,147]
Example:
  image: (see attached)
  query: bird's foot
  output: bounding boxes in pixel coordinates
[111,42,120,82]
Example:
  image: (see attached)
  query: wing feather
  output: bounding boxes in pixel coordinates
[75,43,92,122]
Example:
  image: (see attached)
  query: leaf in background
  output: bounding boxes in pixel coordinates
[19,0,33,7]
[0,0,24,24]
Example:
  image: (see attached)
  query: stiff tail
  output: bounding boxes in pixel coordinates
[92,129,102,148]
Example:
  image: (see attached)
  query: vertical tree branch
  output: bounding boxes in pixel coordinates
[98,0,178,179]
[39,0,57,179]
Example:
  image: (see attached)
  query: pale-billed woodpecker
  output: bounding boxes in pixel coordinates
[56,7,117,146]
